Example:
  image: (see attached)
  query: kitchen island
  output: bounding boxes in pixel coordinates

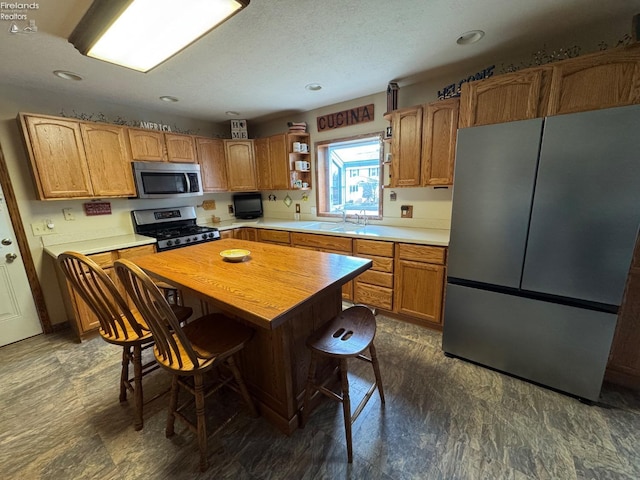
[130,238,372,434]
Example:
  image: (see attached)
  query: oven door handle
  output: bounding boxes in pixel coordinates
[183,173,191,193]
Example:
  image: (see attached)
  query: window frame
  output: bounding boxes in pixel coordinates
[315,131,384,221]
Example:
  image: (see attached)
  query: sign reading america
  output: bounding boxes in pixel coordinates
[316,104,374,132]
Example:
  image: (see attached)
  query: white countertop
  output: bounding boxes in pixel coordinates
[43,234,156,258]
[215,219,450,246]
[43,219,449,258]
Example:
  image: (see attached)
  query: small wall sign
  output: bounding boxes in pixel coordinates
[231,119,248,139]
[83,202,112,216]
[316,104,374,132]
[139,121,172,132]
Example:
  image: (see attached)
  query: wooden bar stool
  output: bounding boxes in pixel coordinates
[302,305,385,462]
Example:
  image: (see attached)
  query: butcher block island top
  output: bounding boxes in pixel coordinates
[130,238,373,434]
[132,238,372,330]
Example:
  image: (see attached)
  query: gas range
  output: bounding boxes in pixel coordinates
[132,206,220,252]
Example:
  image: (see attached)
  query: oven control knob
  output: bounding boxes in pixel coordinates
[167,240,173,246]
[186,238,191,243]
[202,234,208,240]
[175,239,181,245]
[193,236,198,242]
[208,233,214,239]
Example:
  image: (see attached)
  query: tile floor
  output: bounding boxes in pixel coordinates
[1,314,639,479]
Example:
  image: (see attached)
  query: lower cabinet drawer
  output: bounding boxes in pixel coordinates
[354,282,393,310]
[258,229,291,245]
[357,270,393,288]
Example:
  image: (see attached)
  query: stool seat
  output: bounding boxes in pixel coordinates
[302,305,384,463]
[307,306,377,357]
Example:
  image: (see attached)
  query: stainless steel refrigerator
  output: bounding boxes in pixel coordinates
[442,104,640,402]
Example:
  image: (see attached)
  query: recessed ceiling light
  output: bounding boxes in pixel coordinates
[305,83,322,91]
[53,70,83,81]
[225,111,241,116]
[456,30,485,45]
[159,95,178,102]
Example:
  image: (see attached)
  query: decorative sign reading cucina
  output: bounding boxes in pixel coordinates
[316,104,374,132]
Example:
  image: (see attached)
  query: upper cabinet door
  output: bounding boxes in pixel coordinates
[80,123,135,197]
[421,98,459,186]
[390,106,423,187]
[224,140,257,191]
[21,115,93,199]
[128,128,165,161]
[165,132,197,163]
[254,137,271,190]
[268,133,290,190]
[547,45,640,116]
[196,137,228,192]
[459,69,545,128]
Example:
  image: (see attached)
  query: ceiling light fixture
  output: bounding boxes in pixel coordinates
[305,83,322,91]
[159,96,179,102]
[69,0,250,73]
[456,30,485,45]
[225,111,241,116]
[53,70,84,81]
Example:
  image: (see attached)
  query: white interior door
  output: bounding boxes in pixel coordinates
[0,185,42,346]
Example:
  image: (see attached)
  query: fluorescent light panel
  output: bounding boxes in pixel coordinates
[71,0,247,72]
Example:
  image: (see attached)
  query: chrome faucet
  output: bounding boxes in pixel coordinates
[359,209,368,226]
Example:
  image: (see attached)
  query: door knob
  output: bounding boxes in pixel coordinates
[5,253,17,262]
[1,238,12,246]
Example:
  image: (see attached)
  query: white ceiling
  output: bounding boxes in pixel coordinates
[1,0,639,123]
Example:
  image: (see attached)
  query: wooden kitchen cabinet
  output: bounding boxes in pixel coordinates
[196,137,228,192]
[458,68,548,128]
[546,45,640,116]
[291,232,354,299]
[61,244,156,340]
[255,133,290,190]
[390,105,423,187]
[128,129,197,163]
[235,227,258,241]
[395,243,446,327]
[20,114,93,199]
[127,128,165,161]
[19,113,136,199]
[257,229,291,245]
[164,132,197,163]
[459,44,640,128]
[80,123,136,197]
[224,140,257,191]
[421,98,459,186]
[390,100,459,187]
[353,239,394,311]
[219,229,235,239]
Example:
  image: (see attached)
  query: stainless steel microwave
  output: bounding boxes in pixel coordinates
[133,161,203,199]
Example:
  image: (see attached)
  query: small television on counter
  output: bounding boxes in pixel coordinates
[232,192,263,220]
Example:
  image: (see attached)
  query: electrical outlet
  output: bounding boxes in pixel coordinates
[62,208,75,221]
[295,203,301,213]
[401,205,413,218]
[31,221,55,235]
[228,204,234,214]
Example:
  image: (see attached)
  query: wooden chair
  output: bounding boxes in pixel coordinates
[301,305,385,462]
[114,258,258,472]
[57,251,193,430]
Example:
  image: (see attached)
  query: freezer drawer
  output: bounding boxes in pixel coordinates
[442,284,617,401]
